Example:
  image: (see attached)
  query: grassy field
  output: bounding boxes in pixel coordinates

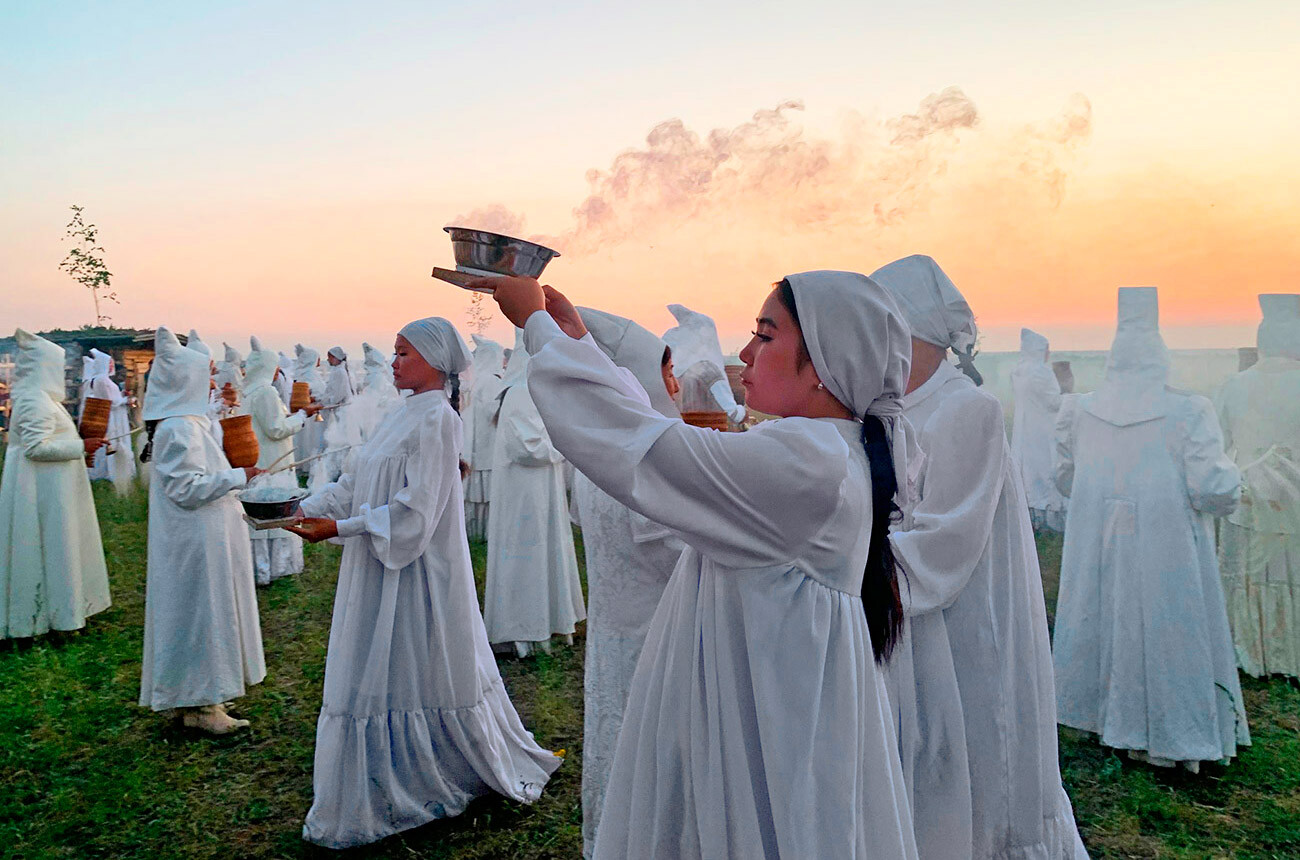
[1,479,1298,859]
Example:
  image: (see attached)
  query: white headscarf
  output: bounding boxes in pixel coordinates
[1018,328,1050,365]
[662,303,728,378]
[397,316,471,375]
[144,326,212,420]
[294,344,322,383]
[580,307,679,419]
[1086,286,1170,426]
[786,270,917,508]
[14,329,67,399]
[244,335,278,392]
[186,329,211,358]
[1258,293,1300,361]
[870,254,983,385]
[327,346,347,363]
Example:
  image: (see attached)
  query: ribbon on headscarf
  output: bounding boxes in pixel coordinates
[870,254,983,386]
[398,316,471,375]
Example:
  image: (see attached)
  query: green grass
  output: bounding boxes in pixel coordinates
[1,478,1297,858]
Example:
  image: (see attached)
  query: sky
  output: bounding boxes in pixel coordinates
[2,0,1297,357]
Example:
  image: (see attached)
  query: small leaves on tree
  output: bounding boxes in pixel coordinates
[59,205,118,326]
[466,291,493,335]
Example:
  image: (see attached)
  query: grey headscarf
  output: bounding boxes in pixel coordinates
[398,316,471,375]
[579,307,680,419]
[870,254,983,385]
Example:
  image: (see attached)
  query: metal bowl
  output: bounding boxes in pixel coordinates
[238,488,309,522]
[443,226,560,278]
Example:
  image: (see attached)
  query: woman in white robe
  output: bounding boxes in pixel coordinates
[872,255,1086,860]
[1011,328,1067,532]
[275,351,295,407]
[662,303,747,422]
[478,270,920,859]
[138,326,265,735]
[86,349,136,491]
[0,330,111,639]
[293,344,326,472]
[1217,293,1300,678]
[243,335,318,585]
[1053,287,1249,770]
[288,316,562,849]
[462,335,504,541]
[483,331,585,657]
[570,307,684,858]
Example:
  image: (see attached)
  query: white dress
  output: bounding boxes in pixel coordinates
[1053,390,1250,764]
[482,376,585,653]
[86,373,136,487]
[139,415,265,710]
[524,312,918,860]
[889,361,1086,859]
[572,471,682,857]
[1216,356,1300,678]
[298,389,562,848]
[1,344,112,638]
[1011,350,1066,532]
[463,370,503,541]
[243,380,307,584]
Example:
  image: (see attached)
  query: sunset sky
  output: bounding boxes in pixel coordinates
[3,1,1297,357]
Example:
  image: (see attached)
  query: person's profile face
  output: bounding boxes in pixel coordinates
[391,335,439,392]
[661,356,680,400]
[737,289,821,417]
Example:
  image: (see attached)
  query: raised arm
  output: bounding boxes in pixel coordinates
[524,311,846,569]
[249,388,306,442]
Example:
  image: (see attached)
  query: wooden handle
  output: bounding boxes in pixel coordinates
[432,267,496,294]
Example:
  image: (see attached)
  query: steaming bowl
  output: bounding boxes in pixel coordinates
[239,488,309,522]
[443,227,560,278]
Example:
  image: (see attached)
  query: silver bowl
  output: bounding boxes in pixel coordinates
[238,488,309,521]
[443,227,560,278]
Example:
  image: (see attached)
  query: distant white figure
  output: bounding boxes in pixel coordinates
[86,348,136,491]
[872,255,1086,859]
[0,329,112,639]
[1053,286,1249,771]
[462,335,505,541]
[313,346,355,485]
[275,351,295,408]
[1011,328,1067,531]
[293,344,326,473]
[1217,293,1300,679]
[139,326,264,735]
[354,341,400,440]
[571,307,683,859]
[662,303,746,422]
[215,342,244,394]
[483,330,585,657]
[78,355,94,419]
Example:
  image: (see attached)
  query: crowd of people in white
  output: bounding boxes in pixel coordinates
[1,254,1297,858]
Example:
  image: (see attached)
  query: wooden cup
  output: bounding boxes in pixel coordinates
[220,414,260,468]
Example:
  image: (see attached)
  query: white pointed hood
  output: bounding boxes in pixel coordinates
[81,355,95,384]
[579,307,679,419]
[467,336,504,382]
[186,329,211,358]
[1084,287,1171,426]
[89,348,113,379]
[144,326,212,420]
[214,342,244,389]
[662,303,727,378]
[1257,293,1300,361]
[14,329,67,399]
[1018,328,1050,365]
[244,335,278,392]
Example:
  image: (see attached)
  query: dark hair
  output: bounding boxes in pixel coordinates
[139,420,161,463]
[661,344,672,367]
[775,280,905,664]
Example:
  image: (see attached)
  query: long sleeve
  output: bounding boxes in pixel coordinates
[152,418,247,510]
[524,311,847,569]
[249,388,306,441]
[1182,396,1241,517]
[334,407,459,571]
[15,394,84,462]
[499,386,565,466]
[1053,394,1080,497]
[889,389,1007,615]
[300,471,357,520]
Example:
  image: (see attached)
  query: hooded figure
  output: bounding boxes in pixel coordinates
[872,256,1086,859]
[242,335,308,585]
[1217,293,1300,679]
[78,355,95,420]
[1054,287,1248,770]
[0,330,112,639]
[461,335,505,541]
[360,342,394,393]
[275,351,295,408]
[138,326,264,734]
[85,348,135,490]
[215,342,244,392]
[570,307,684,858]
[293,344,326,472]
[345,341,400,454]
[311,346,356,486]
[523,271,920,859]
[297,315,561,848]
[662,303,746,422]
[1011,329,1067,531]
[482,329,585,658]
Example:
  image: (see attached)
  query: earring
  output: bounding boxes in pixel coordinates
[816,383,826,391]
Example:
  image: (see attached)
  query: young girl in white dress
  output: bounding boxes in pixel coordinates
[289,316,562,849]
[479,272,920,859]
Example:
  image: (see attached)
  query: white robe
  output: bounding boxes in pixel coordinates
[1053,390,1250,764]
[524,311,918,860]
[462,369,503,541]
[888,361,1085,860]
[293,364,327,470]
[1,379,112,638]
[298,389,561,848]
[572,471,682,857]
[1216,356,1300,678]
[87,373,134,485]
[483,377,585,651]
[244,381,307,584]
[139,415,265,710]
[1011,351,1066,531]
